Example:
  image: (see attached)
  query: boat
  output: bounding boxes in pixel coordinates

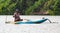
[5,17,58,24]
[5,17,52,24]
[15,18,48,24]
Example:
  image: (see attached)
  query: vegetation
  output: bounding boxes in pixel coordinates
[0,0,60,15]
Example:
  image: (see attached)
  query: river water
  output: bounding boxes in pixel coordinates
[0,15,60,33]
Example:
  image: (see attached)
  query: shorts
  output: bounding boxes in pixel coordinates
[14,18,23,22]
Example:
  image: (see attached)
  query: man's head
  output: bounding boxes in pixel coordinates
[15,9,19,13]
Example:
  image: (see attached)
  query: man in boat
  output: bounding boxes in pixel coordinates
[13,9,23,22]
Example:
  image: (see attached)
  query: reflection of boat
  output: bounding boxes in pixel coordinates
[15,18,48,24]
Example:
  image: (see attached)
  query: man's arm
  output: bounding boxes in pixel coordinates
[13,13,16,17]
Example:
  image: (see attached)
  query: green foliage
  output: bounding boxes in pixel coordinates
[0,0,60,15]
[25,0,42,15]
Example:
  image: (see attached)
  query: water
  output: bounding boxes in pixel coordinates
[0,15,60,33]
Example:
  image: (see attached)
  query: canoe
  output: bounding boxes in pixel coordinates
[15,18,48,24]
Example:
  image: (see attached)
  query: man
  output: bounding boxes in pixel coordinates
[13,10,23,22]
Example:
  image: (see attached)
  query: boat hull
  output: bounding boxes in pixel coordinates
[15,18,48,24]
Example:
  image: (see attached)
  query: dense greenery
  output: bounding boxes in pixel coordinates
[0,0,60,15]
